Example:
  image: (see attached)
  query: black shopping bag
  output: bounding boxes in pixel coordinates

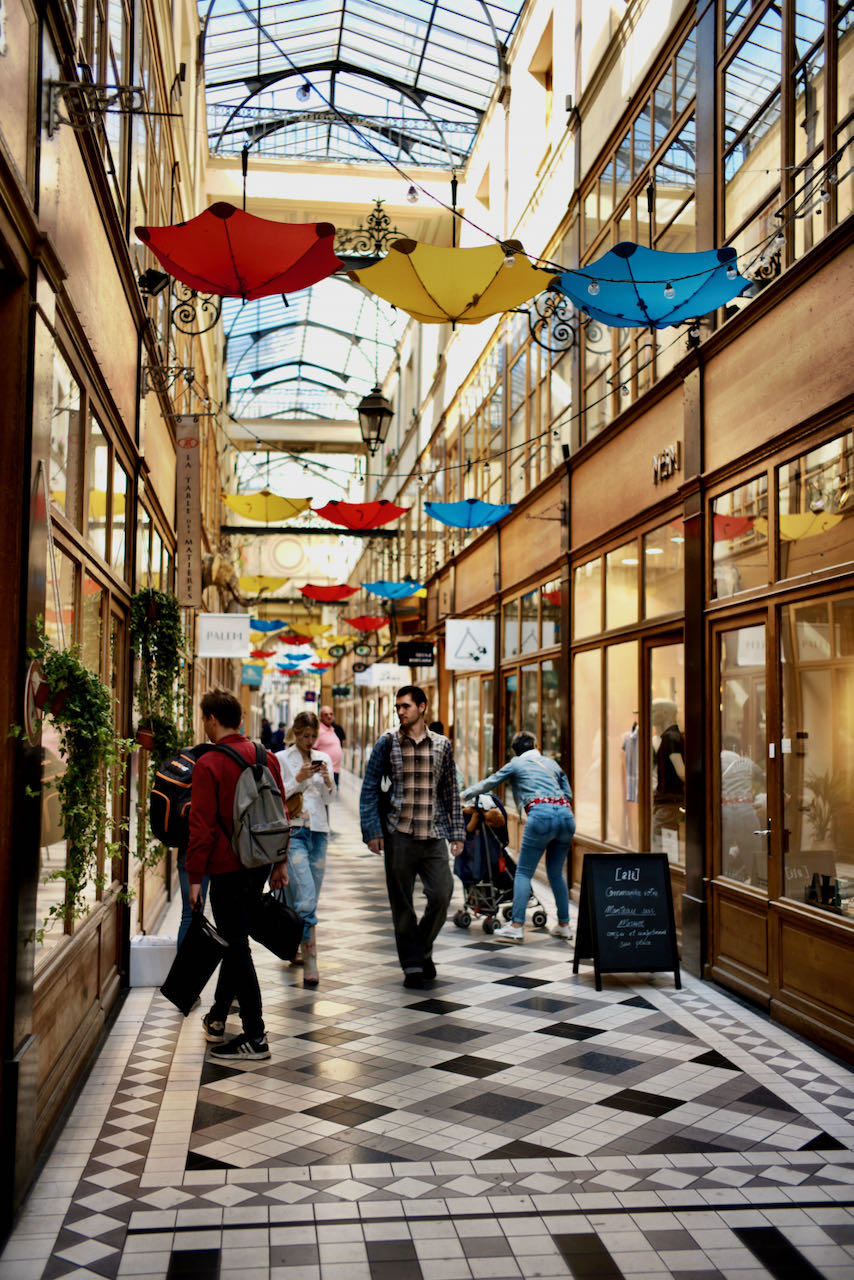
[160,911,229,1015]
[249,891,303,962]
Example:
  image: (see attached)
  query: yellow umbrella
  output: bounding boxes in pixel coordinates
[349,238,549,326]
[299,622,333,637]
[754,513,844,541]
[223,491,312,523]
[238,575,288,594]
[324,634,353,647]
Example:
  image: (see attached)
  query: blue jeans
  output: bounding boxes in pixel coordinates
[285,827,328,939]
[511,803,575,925]
[177,854,209,949]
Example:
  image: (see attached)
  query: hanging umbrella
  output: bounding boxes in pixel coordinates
[713,514,755,540]
[280,633,312,646]
[425,498,514,529]
[343,615,390,632]
[250,649,276,659]
[313,500,409,530]
[277,665,301,674]
[250,618,287,631]
[238,575,288,594]
[542,589,561,605]
[349,239,548,325]
[135,204,342,301]
[311,662,333,670]
[551,242,750,329]
[299,583,359,602]
[362,580,425,599]
[223,491,312,523]
[754,512,844,541]
[298,622,334,637]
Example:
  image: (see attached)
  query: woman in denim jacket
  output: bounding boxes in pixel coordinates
[461,731,574,944]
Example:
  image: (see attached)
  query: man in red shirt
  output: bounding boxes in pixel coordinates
[187,689,288,1061]
[316,705,344,787]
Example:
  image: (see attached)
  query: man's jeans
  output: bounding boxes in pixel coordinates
[511,803,575,925]
[384,831,452,973]
[177,853,209,949]
[285,827,328,941]
[208,866,269,1040]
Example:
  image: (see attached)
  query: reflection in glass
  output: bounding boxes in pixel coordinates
[542,580,561,647]
[606,541,639,629]
[86,414,109,560]
[723,10,782,236]
[781,597,854,915]
[521,664,538,738]
[81,577,103,676]
[606,641,638,849]
[777,428,854,581]
[503,672,518,767]
[112,461,128,573]
[650,643,685,864]
[502,598,519,658]
[573,558,601,638]
[45,545,76,648]
[711,476,769,598]
[481,677,494,780]
[644,521,684,616]
[572,648,602,838]
[50,349,82,526]
[718,626,767,888]
[520,590,538,653]
[541,661,561,759]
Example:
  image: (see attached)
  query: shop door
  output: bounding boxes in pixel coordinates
[645,637,686,869]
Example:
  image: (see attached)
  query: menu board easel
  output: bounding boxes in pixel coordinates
[572,853,681,991]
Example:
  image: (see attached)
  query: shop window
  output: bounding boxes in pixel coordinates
[606,541,639,629]
[542,580,561,647]
[718,624,768,888]
[520,663,538,738]
[781,596,854,916]
[777,428,854,582]
[151,528,163,588]
[503,671,518,771]
[111,460,128,574]
[650,642,686,865]
[482,677,495,775]
[723,9,782,238]
[572,648,602,838]
[137,507,152,584]
[85,413,109,560]
[81,576,104,675]
[723,1,753,45]
[606,641,639,849]
[45,544,76,649]
[711,476,769,598]
[573,557,602,638]
[50,349,83,527]
[520,590,539,654]
[541,660,561,759]
[454,675,481,789]
[644,521,684,617]
[502,598,519,658]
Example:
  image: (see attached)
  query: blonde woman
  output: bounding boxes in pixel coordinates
[276,712,334,984]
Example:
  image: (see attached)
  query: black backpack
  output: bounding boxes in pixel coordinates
[149,744,216,847]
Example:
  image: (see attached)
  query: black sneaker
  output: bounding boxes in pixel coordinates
[403,972,425,989]
[202,1013,225,1043]
[209,1033,270,1061]
[422,958,437,981]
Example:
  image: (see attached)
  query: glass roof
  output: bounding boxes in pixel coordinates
[201,0,524,165]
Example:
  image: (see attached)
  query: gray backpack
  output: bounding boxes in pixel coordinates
[213,742,290,868]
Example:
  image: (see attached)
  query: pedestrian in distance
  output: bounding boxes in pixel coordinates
[360,686,465,989]
[461,731,574,944]
[270,721,286,752]
[315,704,343,788]
[187,689,289,1061]
[276,711,335,985]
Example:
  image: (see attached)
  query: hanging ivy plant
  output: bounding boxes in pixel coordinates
[21,620,135,937]
[129,587,187,731]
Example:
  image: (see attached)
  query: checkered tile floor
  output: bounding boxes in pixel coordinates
[2,785,854,1280]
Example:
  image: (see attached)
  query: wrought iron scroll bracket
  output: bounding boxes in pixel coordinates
[141,364,195,395]
[47,81,179,136]
[171,282,222,336]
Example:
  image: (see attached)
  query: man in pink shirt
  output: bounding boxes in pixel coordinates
[316,705,344,787]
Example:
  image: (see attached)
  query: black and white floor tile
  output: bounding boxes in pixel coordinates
[2,788,853,1280]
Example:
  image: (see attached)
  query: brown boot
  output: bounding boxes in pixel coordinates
[303,928,318,986]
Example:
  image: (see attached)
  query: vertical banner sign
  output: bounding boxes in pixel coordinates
[175,416,202,608]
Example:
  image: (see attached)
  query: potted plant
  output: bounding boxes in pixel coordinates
[22,620,134,934]
[804,769,846,847]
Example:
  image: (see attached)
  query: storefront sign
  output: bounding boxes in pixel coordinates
[304,691,318,702]
[241,663,263,687]
[175,416,202,607]
[652,441,681,485]
[332,683,351,697]
[445,618,494,670]
[354,662,410,688]
[398,640,435,667]
[197,613,251,658]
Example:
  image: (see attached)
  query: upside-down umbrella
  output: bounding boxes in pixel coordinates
[713,514,755,540]
[250,617,287,631]
[135,204,342,301]
[280,633,312,646]
[425,498,514,529]
[299,583,359,602]
[223,491,313,523]
[298,622,334,637]
[362,580,425,599]
[277,665,302,674]
[542,589,561,605]
[311,662,333,670]
[343,615,390,632]
[349,239,548,326]
[313,500,409,530]
[754,512,845,541]
[551,242,750,329]
[250,650,276,659]
[239,575,288,595]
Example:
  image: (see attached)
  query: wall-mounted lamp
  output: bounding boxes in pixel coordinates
[138,268,171,297]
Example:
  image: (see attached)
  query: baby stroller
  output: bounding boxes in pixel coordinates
[453,794,547,934]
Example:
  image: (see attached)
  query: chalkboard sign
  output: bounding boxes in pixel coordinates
[572,853,680,991]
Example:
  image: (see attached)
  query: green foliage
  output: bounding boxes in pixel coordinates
[129,588,187,726]
[29,620,135,935]
[804,769,847,845]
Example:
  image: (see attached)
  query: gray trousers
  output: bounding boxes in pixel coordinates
[384,831,453,973]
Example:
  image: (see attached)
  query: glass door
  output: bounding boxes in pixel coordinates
[716,622,769,890]
[647,639,686,865]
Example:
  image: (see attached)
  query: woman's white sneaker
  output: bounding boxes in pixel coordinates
[493,922,524,943]
[550,923,573,940]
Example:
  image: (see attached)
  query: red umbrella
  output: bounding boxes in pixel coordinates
[313,500,409,530]
[311,662,333,670]
[135,203,342,301]
[250,649,276,659]
[343,615,390,632]
[299,584,360,602]
[280,634,312,646]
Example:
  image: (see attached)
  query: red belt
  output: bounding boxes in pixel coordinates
[721,797,753,805]
[526,797,573,814]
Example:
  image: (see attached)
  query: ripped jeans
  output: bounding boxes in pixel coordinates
[284,827,328,941]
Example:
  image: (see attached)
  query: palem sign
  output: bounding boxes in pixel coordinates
[652,440,681,485]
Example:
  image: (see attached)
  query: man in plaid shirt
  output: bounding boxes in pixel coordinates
[361,686,465,988]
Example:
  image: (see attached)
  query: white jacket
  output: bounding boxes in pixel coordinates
[276,745,335,832]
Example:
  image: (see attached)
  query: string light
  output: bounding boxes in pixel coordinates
[819,188,831,203]
[406,185,419,203]
[587,280,600,296]
[774,231,785,246]
[503,251,516,268]
[663,282,675,300]
[296,81,311,102]
[620,384,630,397]
[726,263,738,279]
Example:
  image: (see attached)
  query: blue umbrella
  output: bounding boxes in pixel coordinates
[425,498,514,529]
[250,617,286,631]
[362,580,425,599]
[551,242,750,329]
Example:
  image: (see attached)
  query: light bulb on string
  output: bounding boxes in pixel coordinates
[620,384,630,397]
[819,188,831,203]
[296,81,311,102]
[406,184,419,203]
[828,171,839,185]
[726,263,738,280]
[587,279,600,296]
[503,251,516,268]
[663,281,675,300]
[774,231,785,246]
[759,252,768,267]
